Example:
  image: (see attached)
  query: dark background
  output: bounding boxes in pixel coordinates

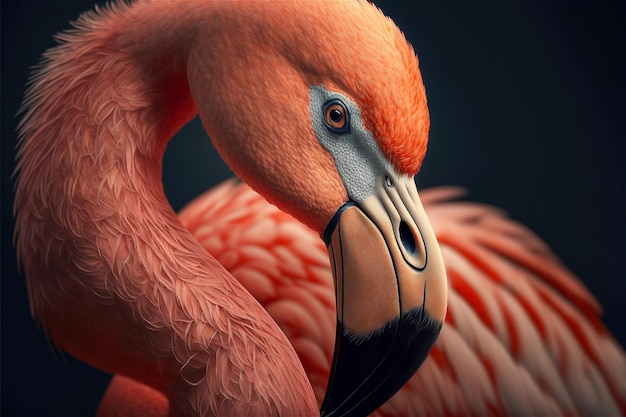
[2,1,624,416]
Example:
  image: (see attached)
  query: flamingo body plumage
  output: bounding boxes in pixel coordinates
[101,180,626,416]
[12,0,626,416]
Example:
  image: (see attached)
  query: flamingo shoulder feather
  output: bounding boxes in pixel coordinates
[406,188,626,416]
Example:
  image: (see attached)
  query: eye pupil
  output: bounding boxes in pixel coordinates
[329,108,343,123]
[323,99,350,134]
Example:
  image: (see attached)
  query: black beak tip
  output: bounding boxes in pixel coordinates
[320,307,442,417]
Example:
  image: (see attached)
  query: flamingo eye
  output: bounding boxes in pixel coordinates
[323,99,350,134]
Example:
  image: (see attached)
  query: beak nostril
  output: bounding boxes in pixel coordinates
[399,220,416,255]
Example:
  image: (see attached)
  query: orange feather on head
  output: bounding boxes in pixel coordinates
[279,0,431,176]
[185,1,430,232]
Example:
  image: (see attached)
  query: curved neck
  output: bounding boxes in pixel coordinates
[15,1,317,414]
[90,2,200,160]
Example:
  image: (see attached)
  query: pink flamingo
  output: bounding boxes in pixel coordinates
[18,3,626,415]
[15,0,447,415]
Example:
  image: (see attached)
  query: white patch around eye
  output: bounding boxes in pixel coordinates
[309,85,392,203]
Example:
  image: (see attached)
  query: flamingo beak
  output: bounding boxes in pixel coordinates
[320,174,447,417]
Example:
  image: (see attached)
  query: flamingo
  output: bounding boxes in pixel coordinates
[14,0,448,415]
[11,1,625,417]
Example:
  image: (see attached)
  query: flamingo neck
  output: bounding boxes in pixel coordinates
[15,1,317,414]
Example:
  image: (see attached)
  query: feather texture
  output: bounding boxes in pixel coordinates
[13,1,624,415]
[99,180,626,416]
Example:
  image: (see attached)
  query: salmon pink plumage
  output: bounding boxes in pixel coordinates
[101,181,626,416]
[13,0,625,416]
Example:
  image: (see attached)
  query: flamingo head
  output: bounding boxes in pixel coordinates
[189,1,447,414]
